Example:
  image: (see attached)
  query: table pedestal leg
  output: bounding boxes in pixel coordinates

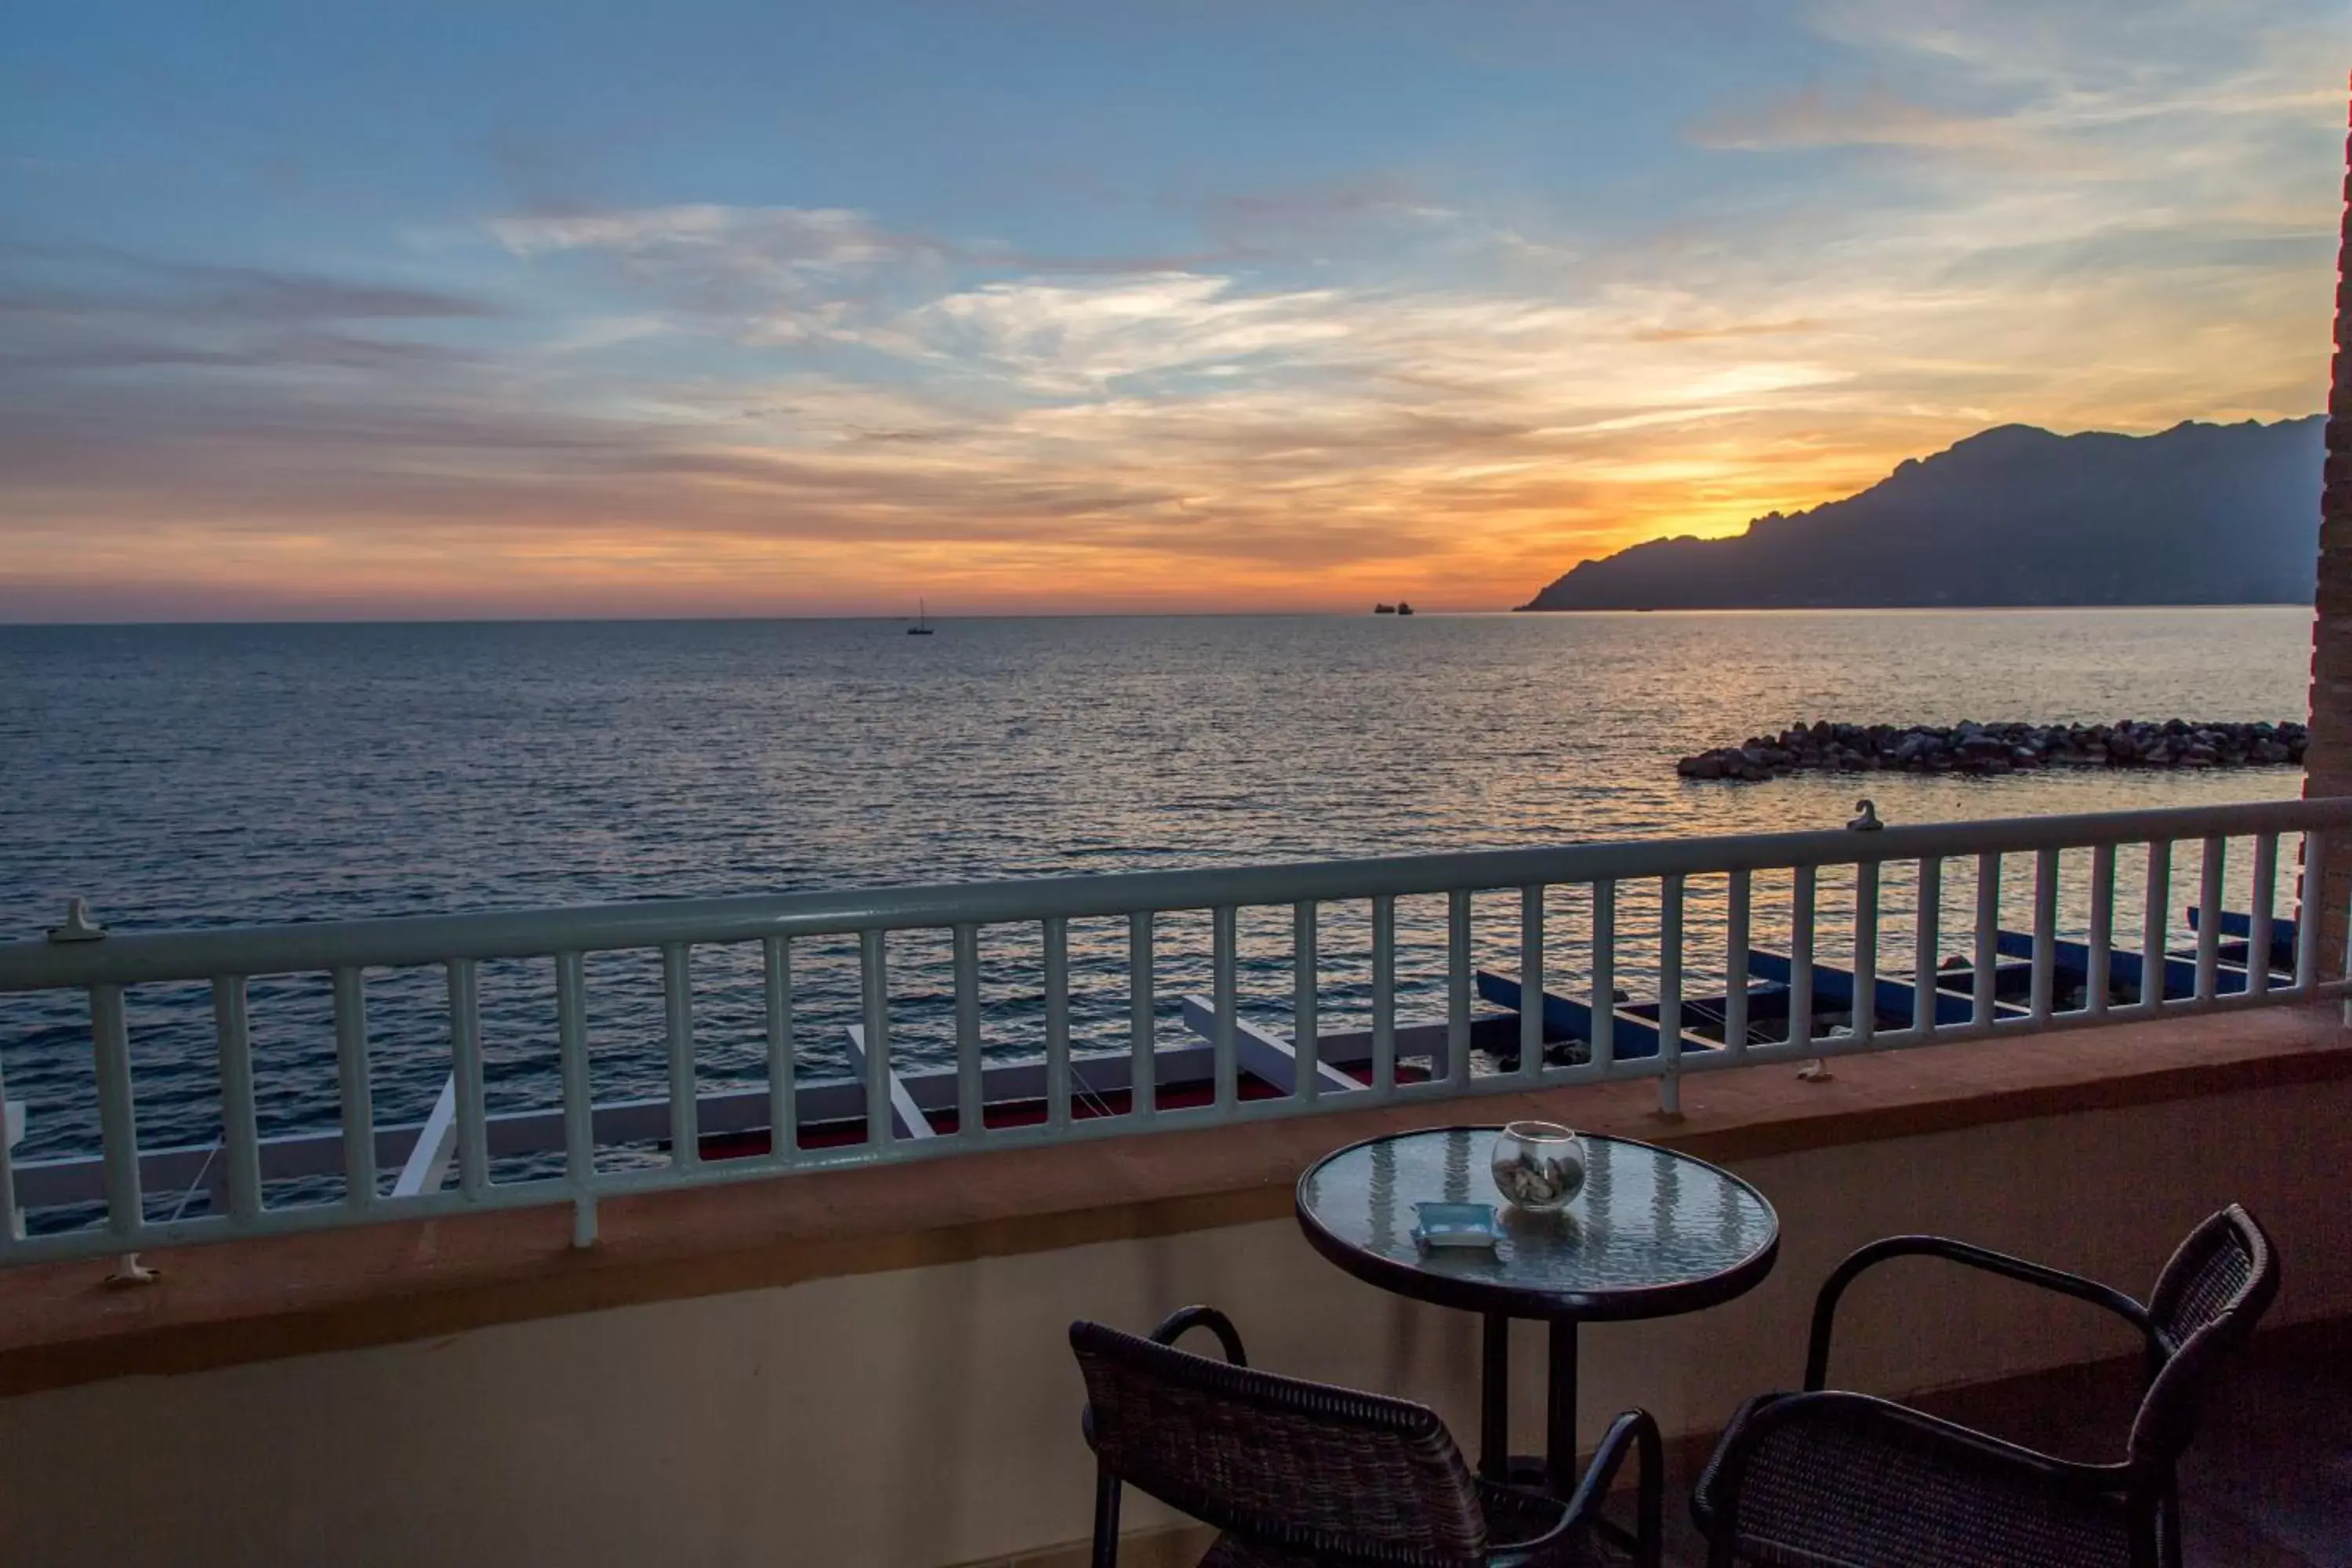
[1479,1312,1510,1480]
[1546,1318,1579,1498]
[1480,1316,1584,1497]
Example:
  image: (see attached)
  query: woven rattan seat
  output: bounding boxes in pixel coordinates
[1691,1205,2277,1567]
[1073,1307,1662,1567]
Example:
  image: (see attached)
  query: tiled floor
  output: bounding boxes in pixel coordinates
[1642,1320,2352,1566]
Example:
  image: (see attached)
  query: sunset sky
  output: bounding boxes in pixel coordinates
[2,1,2346,619]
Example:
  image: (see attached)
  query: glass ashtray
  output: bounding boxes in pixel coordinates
[1411,1200,1502,1250]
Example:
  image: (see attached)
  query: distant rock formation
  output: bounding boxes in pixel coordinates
[1519,417,2324,611]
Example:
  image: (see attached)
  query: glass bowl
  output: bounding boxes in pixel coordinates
[1490,1121,1588,1214]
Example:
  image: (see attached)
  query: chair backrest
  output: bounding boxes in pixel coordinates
[1069,1319,1488,1567]
[2129,1204,2278,1466]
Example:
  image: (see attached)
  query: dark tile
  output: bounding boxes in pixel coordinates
[2179,1499,2322,1568]
[1661,1325,2352,1566]
[2180,1352,2352,1568]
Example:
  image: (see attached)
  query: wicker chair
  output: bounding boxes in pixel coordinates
[1691,1204,2278,1567]
[1072,1307,1662,1568]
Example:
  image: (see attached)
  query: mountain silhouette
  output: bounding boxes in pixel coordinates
[1516,416,2324,611]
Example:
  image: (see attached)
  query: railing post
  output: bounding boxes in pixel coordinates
[1519,885,1544,1080]
[1657,875,1683,1116]
[1130,913,1157,1120]
[2086,846,2115,1018]
[1722,871,1748,1059]
[861,930,893,1150]
[331,967,374,1212]
[1370,895,1396,1099]
[2194,837,2225,1003]
[1591,880,1617,1070]
[212,975,263,1222]
[2248,835,2277,999]
[2030,847,2059,1024]
[2143,841,2172,1014]
[953,924,984,1141]
[1913,857,1942,1040]
[662,943,699,1171]
[764,936,797,1164]
[0,1033,20,1249]
[445,960,490,1199]
[1973,854,2001,1030]
[555,951,597,1247]
[1446,891,1472,1090]
[2296,829,2324,998]
[1294,902,1319,1102]
[1790,867,1817,1054]
[1212,906,1238,1111]
[1044,916,1073,1130]
[1852,858,1879,1047]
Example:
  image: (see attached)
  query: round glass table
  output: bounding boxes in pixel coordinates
[1295,1126,1778,1497]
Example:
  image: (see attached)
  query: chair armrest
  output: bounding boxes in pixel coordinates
[1705,1391,2132,1568]
[1483,1410,1664,1567]
[1147,1305,1249,1366]
[1566,1408,1664,1567]
[1559,1407,1661,1534]
[1806,1235,2155,1390]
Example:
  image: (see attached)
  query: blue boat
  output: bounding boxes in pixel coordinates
[1744,949,2016,1029]
[1463,902,2288,1065]
[1473,971,1684,1060]
[2186,906,2298,972]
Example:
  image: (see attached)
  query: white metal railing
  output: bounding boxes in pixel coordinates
[0,797,2347,1269]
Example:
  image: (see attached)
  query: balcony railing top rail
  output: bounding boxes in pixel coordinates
[4,799,2343,990]
[0,795,2345,1270]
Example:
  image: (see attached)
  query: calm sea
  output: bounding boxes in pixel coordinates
[0,609,2314,1200]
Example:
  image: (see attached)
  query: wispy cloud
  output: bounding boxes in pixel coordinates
[0,250,502,376]
[906,273,1356,392]
[0,249,503,325]
[489,203,914,269]
[1630,318,1825,343]
[1690,86,2018,152]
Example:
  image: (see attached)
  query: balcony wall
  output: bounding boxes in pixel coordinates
[0,1009,2347,1568]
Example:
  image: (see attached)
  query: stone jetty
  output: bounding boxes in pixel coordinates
[1676,720,2306,782]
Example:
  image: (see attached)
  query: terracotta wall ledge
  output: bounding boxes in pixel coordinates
[1,1003,2345,1398]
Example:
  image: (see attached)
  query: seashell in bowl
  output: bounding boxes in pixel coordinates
[1490,1120,1588,1214]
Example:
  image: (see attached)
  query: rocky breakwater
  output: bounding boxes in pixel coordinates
[1676,720,2306,782]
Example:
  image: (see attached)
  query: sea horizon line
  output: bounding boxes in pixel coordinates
[0,601,2319,630]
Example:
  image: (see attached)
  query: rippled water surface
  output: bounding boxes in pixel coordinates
[0,609,2314,1196]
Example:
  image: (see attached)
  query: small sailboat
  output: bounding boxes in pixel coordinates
[907,598,935,636]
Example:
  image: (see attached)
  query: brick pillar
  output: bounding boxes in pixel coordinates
[2304,74,2352,975]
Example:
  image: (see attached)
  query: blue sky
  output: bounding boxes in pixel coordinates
[2,1,2345,617]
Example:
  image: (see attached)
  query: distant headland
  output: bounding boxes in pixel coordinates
[1517,416,2324,612]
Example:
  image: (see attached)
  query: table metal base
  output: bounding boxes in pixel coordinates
[1479,1313,1581,1497]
